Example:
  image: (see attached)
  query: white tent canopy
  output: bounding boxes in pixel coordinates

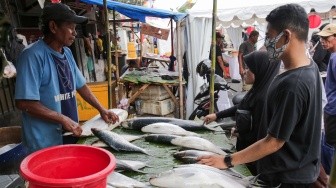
[189,0,335,27]
[184,0,335,118]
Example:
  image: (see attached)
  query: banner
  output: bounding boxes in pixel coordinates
[141,23,170,40]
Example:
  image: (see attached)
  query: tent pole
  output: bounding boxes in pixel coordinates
[177,20,183,119]
[104,0,112,109]
[209,0,217,114]
[329,154,336,187]
[113,9,121,104]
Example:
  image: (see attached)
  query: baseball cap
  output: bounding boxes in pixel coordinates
[316,24,336,37]
[216,32,224,39]
[40,3,88,25]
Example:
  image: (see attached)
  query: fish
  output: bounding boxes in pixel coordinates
[116,159,151,173]
[91,128,150,155]
[173,150,218,160]
[149,164,246,188]
[171,136,227,155]
[106,171,148,188]
[0,48,16,82]
[64,108,128,137]
[91,134,143,147]
[144,134,181,145]
[121,117,222,131]
[141,123,200,137]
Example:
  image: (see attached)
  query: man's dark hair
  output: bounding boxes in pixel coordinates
[249,30,259,38]
[266,4,308,42]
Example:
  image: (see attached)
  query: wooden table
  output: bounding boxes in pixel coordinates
[142,56,170,68]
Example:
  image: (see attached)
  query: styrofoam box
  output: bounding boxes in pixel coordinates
[133,85,170,100]
[140,98,175,116]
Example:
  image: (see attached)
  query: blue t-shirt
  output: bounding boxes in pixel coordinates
[324,52,336,115]
[15,39,86,153]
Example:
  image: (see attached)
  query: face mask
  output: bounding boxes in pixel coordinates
[264,31,289,62]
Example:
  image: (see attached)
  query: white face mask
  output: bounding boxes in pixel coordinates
[264,31,289,62]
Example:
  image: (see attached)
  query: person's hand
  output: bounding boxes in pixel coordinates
[223,73,229,79]
[239,66,245,76]
[100,109,119,124]
[196,155,227,169]
[62,116,82,136]
[203,114,217,125]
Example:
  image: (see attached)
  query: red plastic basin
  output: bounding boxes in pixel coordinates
[20,144,115,188]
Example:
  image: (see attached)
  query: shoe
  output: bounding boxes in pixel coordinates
[231,79,240,83]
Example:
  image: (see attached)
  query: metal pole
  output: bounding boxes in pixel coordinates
[104,0,112,109]
[209,0,217,114]
[177,20,183,119]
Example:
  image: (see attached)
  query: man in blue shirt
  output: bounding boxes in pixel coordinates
[316,23,336,149]
[15,3,119,153]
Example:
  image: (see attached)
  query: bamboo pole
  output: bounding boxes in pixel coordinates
[177,20,183,119]
[328,154,336,187]
[170,18,174,56]
[112,9,121,103]
[104,0,112,108]
[209,0,217,114]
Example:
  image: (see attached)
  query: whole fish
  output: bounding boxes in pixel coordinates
[91,128,150,155]
[149,164,246,188]
[116,159,151,173]
[121,117,222,131]
[171,136,227,155]
[141,123,200,137]
[173,150,217,160]
[144,134,181,145]
[91,134,143,147]
[107,171,148,188]
[64,108,128,137]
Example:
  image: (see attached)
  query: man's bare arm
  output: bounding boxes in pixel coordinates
[238,51,245,75]
[217,56,228,78]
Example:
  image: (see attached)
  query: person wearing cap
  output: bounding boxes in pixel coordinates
[14,3,119,153]
[209,32,229,78]
[316,23,336,151]
[238,30,259,91]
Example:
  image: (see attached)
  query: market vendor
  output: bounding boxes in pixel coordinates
[14,3,119,153]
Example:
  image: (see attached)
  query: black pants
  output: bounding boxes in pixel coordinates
[324,111,336,149]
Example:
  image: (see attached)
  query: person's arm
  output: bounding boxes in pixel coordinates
[15,100,82,136]
[77,84,119,124]
[216,46,228,78]
[203,105,238,125]
[197,134,285,168]
[238,43,245,76]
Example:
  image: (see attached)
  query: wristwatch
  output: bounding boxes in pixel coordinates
[224,155,234,168]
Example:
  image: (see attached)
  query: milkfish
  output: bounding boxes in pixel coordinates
[141,123,200,137]
[171,136,227,155]
[64,108,128,137]
[173,150,218,160]
[106,171,148,188]
[144,134,181,145]
[149,164,247,188]
[91,128,150,155]
[116,159,152,173]
[91,134,143,147]
[121,117,223,131]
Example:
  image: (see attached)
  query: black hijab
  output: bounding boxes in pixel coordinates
[239,50,280,110]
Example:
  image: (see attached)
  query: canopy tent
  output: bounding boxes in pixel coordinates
[184,0,336,118]
[80,0,187,118]
[81,0,187,22]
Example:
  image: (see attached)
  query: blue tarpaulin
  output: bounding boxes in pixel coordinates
[81,0,187,23]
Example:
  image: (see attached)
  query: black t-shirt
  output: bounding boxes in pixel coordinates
[257,60,322,184]
[209,45,224,77]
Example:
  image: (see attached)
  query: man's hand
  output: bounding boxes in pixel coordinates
[100,109,119,124]
[196,155,227,169]
[203,113,217,125]
[62,116,82,136]
[239,66,245,76]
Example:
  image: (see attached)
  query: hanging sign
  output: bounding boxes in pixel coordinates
[141,23,170,40]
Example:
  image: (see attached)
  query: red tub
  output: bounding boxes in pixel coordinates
[20,144,115,188]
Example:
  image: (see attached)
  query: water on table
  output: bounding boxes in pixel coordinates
[78,126,252,186]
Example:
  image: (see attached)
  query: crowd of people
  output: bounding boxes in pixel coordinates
[9,1,336,187]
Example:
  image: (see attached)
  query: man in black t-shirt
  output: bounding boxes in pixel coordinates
[198,4,322,187]
[209,32,229,78]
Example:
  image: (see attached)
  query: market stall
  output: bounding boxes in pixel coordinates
[81,0,187,118]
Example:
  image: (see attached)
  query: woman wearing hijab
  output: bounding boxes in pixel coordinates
[203,50,280,174]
